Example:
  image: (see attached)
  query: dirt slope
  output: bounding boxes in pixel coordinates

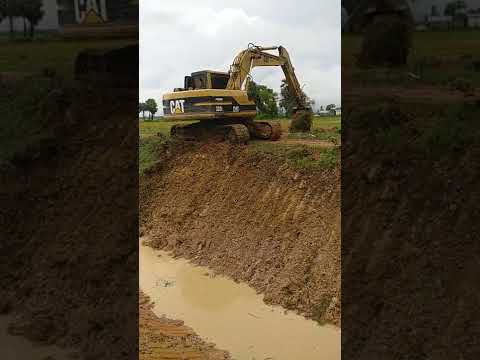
[0,79,138,359]
[140,143,341,325]
[342,102,480,359]
[140,292,231,360]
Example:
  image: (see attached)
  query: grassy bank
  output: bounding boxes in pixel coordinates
[0,38,135,77]
[139,116,341,173]
[343,30,480,87]
[139,116,341,139]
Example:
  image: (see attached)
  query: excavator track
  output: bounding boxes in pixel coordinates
[170,122,250,144]
[224,124,250,144]
[251,121,282,141]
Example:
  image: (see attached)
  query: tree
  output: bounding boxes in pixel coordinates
[247,81,278,118]
[0,1,5,22]
[0,0,16,39]
[444,1,466,16]
[279,79,313,118]
[145,98,158,120]
[18,0,44,39]
[326,104,336,111]
[139,102,147,120]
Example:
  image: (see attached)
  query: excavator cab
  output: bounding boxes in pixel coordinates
[180,71,230,91]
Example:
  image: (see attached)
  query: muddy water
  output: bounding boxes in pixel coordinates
[140,241,340,360]
[0,316,71,360]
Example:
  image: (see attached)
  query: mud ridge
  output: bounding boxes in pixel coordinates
[140,143,341,325]
[140,291,231,360]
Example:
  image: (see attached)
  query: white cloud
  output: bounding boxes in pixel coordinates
[140,0,341,112]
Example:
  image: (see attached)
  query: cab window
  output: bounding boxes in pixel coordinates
[192,73,207,89]
[211,73,230,89]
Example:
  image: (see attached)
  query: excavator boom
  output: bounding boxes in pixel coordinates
[226,45,310,111]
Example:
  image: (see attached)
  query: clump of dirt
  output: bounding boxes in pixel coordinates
[289,110,313,132]
[139,292,231,360]
[358,14,412,68]
[140,143,341,325]
[0,78,138,358]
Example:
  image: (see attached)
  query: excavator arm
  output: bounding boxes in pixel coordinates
[226,45,310,111]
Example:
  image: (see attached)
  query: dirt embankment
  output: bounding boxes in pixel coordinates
[0,79,138,359]
[140,292,231,360]
[140,143,341,325]
[342,102,480,359]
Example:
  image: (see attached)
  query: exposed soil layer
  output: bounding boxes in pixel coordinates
[139,292,231,360]
[140,143,341,325]
[0,78,138,359]
[342,100,480,359]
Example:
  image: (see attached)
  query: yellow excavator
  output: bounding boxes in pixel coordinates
[162,44,312,143]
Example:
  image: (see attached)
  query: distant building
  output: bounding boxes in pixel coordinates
[331,107,341,116]
[467,13,480,27]
[426,15,453,30]
[317,110,331,117]
[344,0,415,33]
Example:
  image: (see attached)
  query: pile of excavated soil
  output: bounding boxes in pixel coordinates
[342,101,480,359]
[0,79,138,359]
[139,292,231,360]
[140,143,341,325]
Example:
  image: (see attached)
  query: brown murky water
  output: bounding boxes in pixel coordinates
[0,316,71,360]
[140,241,340,360]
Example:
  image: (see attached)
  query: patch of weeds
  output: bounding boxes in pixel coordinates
[416,103,479,158]
[375,126,403,150]
[317,148,340,168]
[286,146,339,170]
[285,147,319,169]
[0,78,58,163]
[139,135,169,174]
[349,102,409,131]
[287,132,317,140]
[311,296,332,324]
[249,143,340,170]
[288,127,341,144]
[449,77,475,94]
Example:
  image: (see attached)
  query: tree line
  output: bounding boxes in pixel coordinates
[0,0,45,39]
[139,99,158,121]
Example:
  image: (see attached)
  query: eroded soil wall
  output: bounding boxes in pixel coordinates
[140,143,341,325]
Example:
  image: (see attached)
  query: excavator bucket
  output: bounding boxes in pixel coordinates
[289,110,313,133]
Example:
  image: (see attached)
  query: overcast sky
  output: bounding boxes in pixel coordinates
[140,0,341,112]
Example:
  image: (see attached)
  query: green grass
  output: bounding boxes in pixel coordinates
[138,117,341,172]
[0,38,136,164]
[139,116,341,139]
[0,38,135,77]
[249,142,340,170]
[0,78,56,163]
[342,30,480,87]
[278,116,341,132]
[139,135,169,174]
[139,120,196,138]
